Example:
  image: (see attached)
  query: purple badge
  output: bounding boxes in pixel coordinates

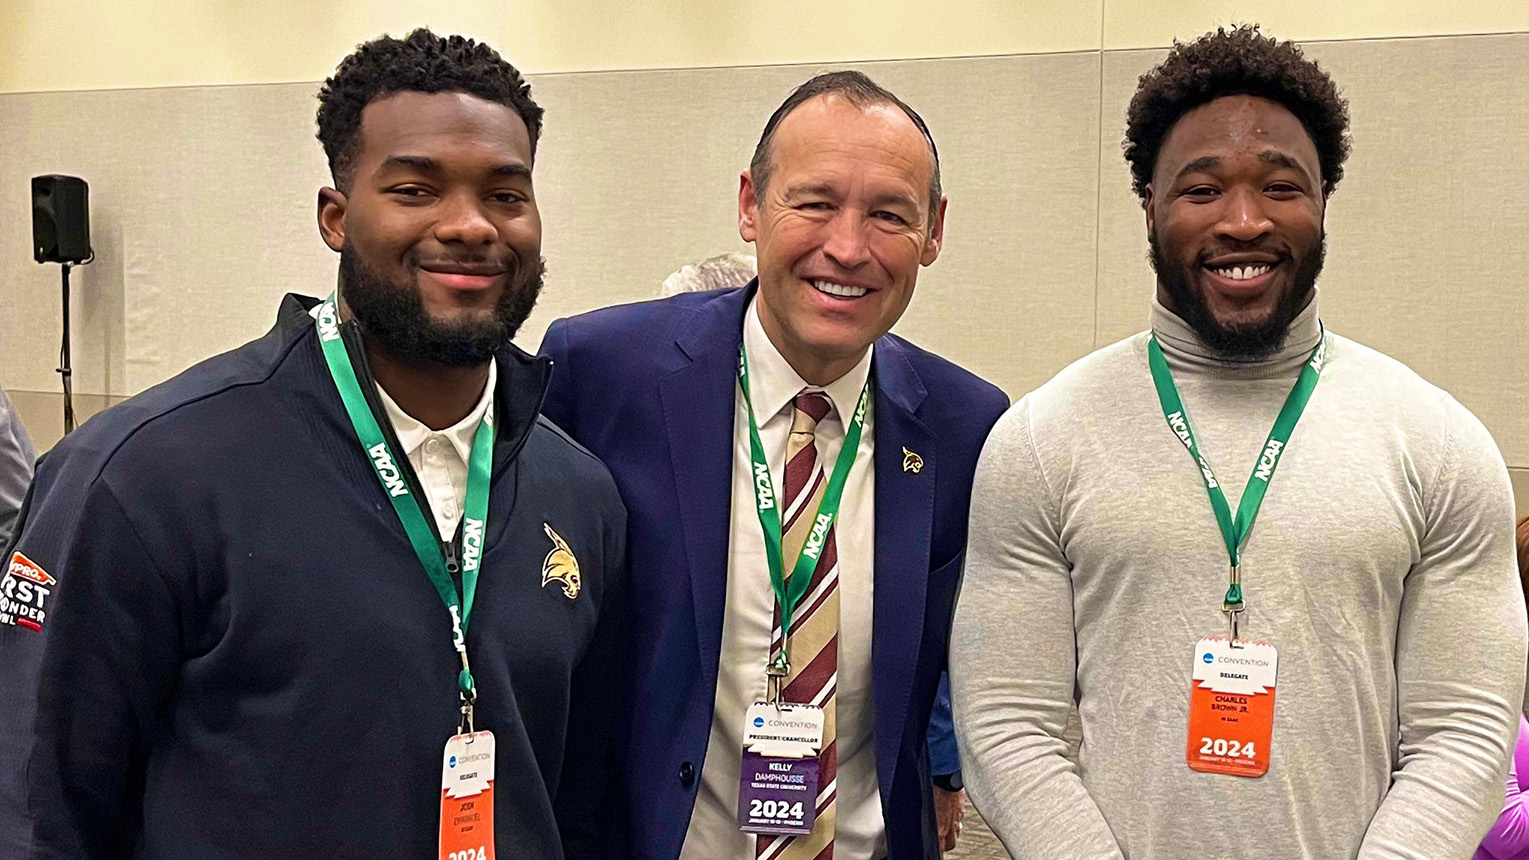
[737,751,819,835]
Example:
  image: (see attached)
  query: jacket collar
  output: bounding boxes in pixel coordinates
[281,291,550,472]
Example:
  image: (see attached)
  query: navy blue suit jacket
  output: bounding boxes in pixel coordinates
[539,285,1007,860]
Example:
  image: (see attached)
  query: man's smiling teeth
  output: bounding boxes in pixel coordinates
[1207,264,1272,281]
[812,280,869,298]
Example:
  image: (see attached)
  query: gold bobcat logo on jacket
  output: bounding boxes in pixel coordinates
[540,524,581,600]
[902,447,925,474]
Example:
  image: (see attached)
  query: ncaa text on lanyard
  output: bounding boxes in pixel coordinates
[738,343,868,705]
[1147,329,1328,645]
[315,294,495,732]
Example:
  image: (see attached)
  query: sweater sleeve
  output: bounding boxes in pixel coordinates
[1477,716,1529,859]
[1358,404,1527,859]
[0,472,182,859]
[950,399,1123,859]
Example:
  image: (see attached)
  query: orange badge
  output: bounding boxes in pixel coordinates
[1187,637,1277,778]
[440,731,495,860]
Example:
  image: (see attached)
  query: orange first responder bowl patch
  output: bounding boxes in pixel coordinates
[7,552,55,586]
[2,552,56,633]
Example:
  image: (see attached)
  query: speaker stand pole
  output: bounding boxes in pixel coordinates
[59,262,75,435]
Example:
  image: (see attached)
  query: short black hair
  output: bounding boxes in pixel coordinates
[1124,25,1350,199]
[750,71,942,226]
[316,28,544,190]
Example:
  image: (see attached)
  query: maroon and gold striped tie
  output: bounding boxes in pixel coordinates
[758,391,839,860]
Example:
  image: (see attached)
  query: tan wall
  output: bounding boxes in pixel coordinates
[2,3,1526,521]
[0,0,1102,93]
[8,391,124,454]
[4,0,1528,93]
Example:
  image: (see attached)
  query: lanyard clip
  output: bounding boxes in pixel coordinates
[458,694,475,735]
[1222,564,1244,611]
[766,652,790,707]
[456,650,478,734]
[1223,563,1247,647]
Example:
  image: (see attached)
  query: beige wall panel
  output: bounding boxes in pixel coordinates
[856,54,1102,397]
[7,390,126,454]
[1,90,130,398]
[0,83,336,397]
[527,53,1104,399]
[1513,469,1529,518]
[0,0,1101,93]
[1095,35,1529,468]
[524,66,764,346]
[1093,49,1166,347]
[1104,0,1529,50]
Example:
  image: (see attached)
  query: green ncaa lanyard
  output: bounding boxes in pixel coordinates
[738,343,867,702]
[315,294,495,732]
[1147,329,1328,643]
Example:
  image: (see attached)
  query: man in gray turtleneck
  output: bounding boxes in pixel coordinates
[952,26,1526,860]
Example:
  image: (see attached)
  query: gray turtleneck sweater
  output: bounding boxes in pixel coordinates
[951,296,1526,859]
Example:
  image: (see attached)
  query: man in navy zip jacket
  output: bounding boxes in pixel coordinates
[0,30,625,859]
[541,72,1007,860]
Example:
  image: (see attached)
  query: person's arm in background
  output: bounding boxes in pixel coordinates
[0,385,37,549]
[1357,406,1527,859]
[951,400,1123,860]
[1476,715,1529,860]
[928,672,966,853]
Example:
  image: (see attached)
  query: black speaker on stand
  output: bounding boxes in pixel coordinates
[31,175,94,435]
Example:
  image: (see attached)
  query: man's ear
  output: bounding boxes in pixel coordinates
[738,170,760,243]
[317,187,348,252]
[1142,184,1157,235]
[920,195,948,267]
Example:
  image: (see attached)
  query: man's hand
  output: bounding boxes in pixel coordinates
[934,786,966,853]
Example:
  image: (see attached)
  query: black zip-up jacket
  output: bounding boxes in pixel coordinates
[0,294,627,860]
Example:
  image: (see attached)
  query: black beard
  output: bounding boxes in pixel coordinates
[1149,232,1324,360]
[338,245,544,367]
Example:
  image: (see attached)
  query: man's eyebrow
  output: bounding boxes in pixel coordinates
[377,157,530,180]
[488,163,532,180]
[1173,156,1221,183]
[867,190,920,210]
[1259,149,1303,172]
[379,154,439,173]
[784,182,837,199]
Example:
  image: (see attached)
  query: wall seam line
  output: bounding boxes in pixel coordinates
[1092,0,1107,349]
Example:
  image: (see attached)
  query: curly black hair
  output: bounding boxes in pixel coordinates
[1124,25,1350,200]
[316,28,544,190]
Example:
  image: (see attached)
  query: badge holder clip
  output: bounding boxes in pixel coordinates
[458,651,478,735]
[766,653,790,707]
[1222,564,1247,648]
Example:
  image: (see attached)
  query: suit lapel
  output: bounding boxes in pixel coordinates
[870,336,935,796]
[657,287,753,688]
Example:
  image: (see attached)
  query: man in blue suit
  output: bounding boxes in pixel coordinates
[540,71,1007,860]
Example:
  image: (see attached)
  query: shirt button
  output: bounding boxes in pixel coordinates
[678,761,696,787]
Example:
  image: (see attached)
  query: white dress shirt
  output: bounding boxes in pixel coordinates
[306,300,497,541]
[374,362,496,541]
[678,299,884,860]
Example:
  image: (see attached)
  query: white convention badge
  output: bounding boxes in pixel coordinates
[738,702,825,835]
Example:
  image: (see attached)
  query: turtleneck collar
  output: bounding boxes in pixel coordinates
[1150,289,1323,380]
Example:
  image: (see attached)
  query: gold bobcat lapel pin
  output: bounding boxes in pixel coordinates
[540,524,581,599]
[902,447,925,474]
